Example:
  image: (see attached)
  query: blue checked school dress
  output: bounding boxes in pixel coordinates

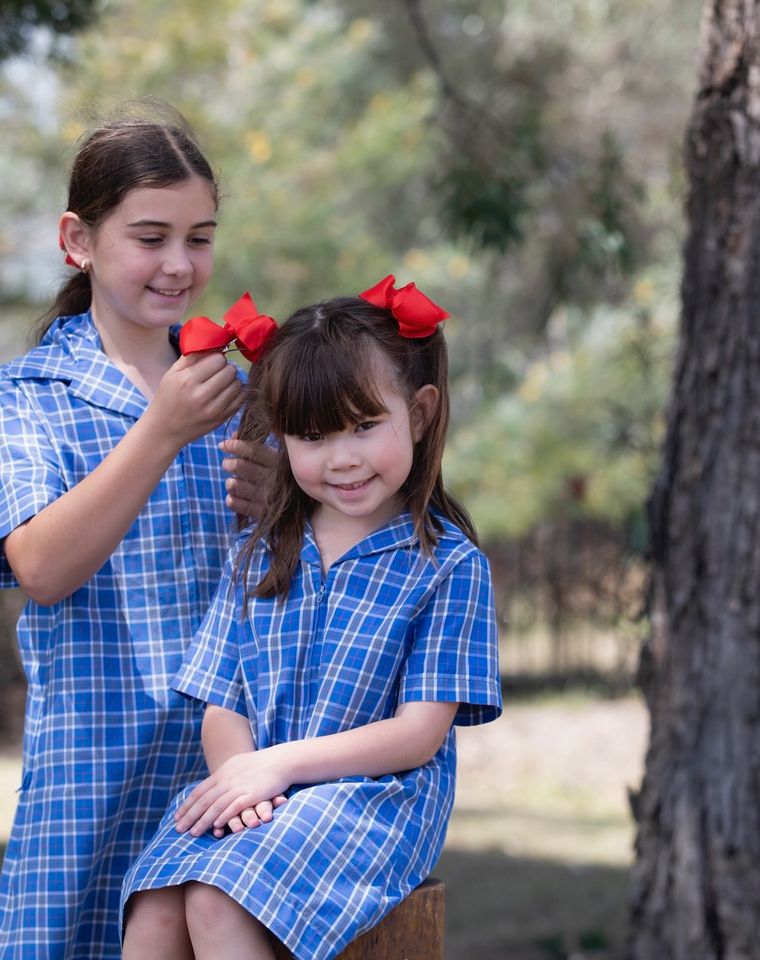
[0,311,239,959]
[122,513,502,960]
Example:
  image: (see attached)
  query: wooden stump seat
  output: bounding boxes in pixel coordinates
[271,877,445,960]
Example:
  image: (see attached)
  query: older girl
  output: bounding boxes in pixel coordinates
[0,113,272,958]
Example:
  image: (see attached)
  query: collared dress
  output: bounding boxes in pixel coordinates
[122,514,502,960]
[0,311,238,959]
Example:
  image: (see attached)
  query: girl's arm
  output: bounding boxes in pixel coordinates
[202,704,256,771]
[201,705,287,835]
[175,700,458,837]
[4,352,242,605]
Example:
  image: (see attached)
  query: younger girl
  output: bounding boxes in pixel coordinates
[0,113,272,958]
[121,277,503,960]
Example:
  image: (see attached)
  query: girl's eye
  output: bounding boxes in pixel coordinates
[302,431,323,442]
[189,236,213,246]
[356,421,378,433]
[139,236,163,246]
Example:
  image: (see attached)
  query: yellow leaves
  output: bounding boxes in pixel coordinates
[245,130,272,164]
[447,255,471,279]
[518,362,548,403]
[404,248,430,273]
[348,18,374,47]
[261,0,297,30]
[61,120,87,144]
[337,249,357,273]
[368,92,392,116]
[295,67,316,89]
[632,277,654,304]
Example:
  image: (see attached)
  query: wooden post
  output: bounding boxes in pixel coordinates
[271,877,445,960]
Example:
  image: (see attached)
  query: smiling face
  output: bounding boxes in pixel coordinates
[76,176,217,338]
[282,351,436,539]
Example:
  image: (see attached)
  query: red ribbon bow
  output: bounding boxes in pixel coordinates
[179,292,277,363]
[58,233,78,269]
[359,274,449,338]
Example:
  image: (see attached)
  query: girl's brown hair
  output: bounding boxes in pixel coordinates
[34,112,218,343]
[236,295,477,600]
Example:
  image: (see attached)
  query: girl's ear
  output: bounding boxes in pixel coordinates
[58,212,92,268]
[410,384,439,442]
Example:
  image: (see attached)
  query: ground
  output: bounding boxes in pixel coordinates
[442,693,647,959]
[0,692,648,959]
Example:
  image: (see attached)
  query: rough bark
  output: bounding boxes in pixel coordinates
[629,2,760,957]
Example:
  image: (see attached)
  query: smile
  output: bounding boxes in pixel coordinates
[148,287,186,297]
[333,478,373,491]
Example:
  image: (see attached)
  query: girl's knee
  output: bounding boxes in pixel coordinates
[125,887,182,930]
[184,881,236,931]
[184,882,271,945]
[123,887,191,956]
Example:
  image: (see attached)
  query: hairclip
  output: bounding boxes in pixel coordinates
[180,292,278,363]
[359,274,449,338]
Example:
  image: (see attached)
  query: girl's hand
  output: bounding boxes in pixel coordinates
[175,749,290,837]
[212,794,288,838]
[148,352,244,448]
[219,433,277,519]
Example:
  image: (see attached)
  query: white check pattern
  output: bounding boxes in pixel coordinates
[0,311,239,959]
[122,516,502,960]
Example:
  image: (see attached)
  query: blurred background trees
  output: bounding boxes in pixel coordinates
[2,2,726,954]
[0,1,701,700]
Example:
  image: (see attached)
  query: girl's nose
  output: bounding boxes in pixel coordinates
[161,243,193,277]
[326,435,360,469]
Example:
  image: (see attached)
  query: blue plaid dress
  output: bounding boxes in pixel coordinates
[0,311,238,959]
[122,515,502,960]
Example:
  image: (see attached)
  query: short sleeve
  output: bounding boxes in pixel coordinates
[171,549,247,717]
[399,550,502,726]
[0,380,66,588]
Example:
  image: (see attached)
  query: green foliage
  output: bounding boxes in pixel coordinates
[0,0,702,544]
[440,165,527,253]
[445,268,678,541]
[0,0,100,58]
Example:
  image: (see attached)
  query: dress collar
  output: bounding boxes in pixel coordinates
[7,311,180,419]
[300,512,420,568]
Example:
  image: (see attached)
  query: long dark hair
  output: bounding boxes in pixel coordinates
[34,111,218,343]
[236,296,477,600]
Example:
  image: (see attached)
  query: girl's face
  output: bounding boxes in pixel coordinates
[283,354,437,535]
[74,176,217,338]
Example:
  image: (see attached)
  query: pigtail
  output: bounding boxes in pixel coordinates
[31,273,92,345]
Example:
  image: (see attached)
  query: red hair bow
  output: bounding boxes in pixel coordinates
[359,274,449,338]
[179,293,277,363]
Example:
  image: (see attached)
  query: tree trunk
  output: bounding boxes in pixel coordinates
[629,3,760,957]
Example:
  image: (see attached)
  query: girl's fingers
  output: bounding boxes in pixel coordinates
[241,807,262,828]
[176,782,286,836]
[175,782,228,833]
[219,438,278,469]
[253,801,273,823]
[175,780,215,820]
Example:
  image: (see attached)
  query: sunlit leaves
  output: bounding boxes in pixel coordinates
[445,268,678,540]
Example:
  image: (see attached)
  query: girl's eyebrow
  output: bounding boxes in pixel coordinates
[126,219,218,228]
